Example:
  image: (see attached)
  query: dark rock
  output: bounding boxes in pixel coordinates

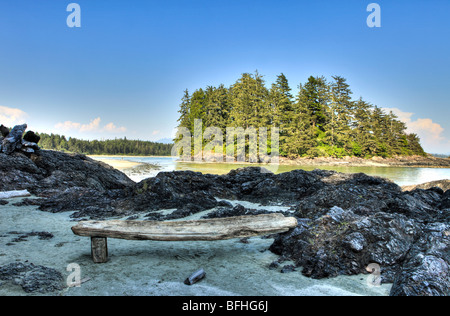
[202,204,273,219]
[217,200,233,208]
[0,262,64,293]
[23,131,40,144]
[271,207,423,282]
[1,124,27,155]
[0,150,134,196]
[21,140,40,153]
[390,223,449,296]
[0,200,8,205]
[8,231,54,242]
[440,190,450,209]
[0,125,9,137]
[268,261,280,270]
[281,265,296,273]
[343,232,367,253]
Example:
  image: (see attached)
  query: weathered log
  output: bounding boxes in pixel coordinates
[71,214,298,242]
[0,190,31,199]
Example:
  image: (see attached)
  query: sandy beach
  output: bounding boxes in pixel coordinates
[0,196,391,296]
[93,158,144,171]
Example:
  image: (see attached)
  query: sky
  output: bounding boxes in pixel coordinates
[0,0,449,153]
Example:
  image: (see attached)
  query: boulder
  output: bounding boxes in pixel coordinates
[1,124,27,155]
[23,131,41,144]
[0,125,9,137]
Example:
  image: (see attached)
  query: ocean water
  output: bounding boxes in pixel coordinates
[93,156,450,186]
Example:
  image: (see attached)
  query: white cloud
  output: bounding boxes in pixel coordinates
[103,122,127,133]
[80,117,102,132]
[152,130,161,136]
[55,117,127,134]
[383,107,449,153]
[55,121,81,131]
[0,105,28,126]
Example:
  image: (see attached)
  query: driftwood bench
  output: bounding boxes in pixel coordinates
[71,214,298,263]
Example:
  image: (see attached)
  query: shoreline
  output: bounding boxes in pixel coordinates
[92,158,145,171]
[91,155,450,169]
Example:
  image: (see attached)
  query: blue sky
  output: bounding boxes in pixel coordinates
[0,0,449,153]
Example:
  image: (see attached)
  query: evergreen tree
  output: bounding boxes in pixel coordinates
[269,73,294,155]
[203,84,230,132]
[327,76,354,152]
[177,89,191,130]
[229,71,269,129]
[297,76,330,131]
[174,72,427,159]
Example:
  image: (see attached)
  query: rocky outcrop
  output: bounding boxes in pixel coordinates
[0,150,134,196]
[0,124,131,196]
[390,222,449,296]
[0,124,40,155]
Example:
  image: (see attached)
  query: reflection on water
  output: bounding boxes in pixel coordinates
[94,156,450,186]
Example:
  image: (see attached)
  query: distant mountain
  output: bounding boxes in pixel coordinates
[156,138,174,144]
[431,153,450,158]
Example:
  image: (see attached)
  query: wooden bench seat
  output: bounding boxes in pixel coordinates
[71,214,298,263]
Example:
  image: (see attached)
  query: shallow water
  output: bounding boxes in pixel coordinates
[93,156,450,186]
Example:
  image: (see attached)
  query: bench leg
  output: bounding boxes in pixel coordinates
[91,237,108,263]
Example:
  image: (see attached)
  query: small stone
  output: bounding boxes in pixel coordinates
[281,265,296,273]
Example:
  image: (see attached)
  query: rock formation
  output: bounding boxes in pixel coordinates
[0,124,40,155]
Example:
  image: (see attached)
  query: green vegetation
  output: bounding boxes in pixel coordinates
[176,72,426,158]
[38,133,173,156]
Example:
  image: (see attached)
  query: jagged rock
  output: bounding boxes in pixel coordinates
[0,150,134,196]
[22,140,40,153]
[1,124,27,155]
[390,223,449,296]
[0,262,64,293]
[440,190,450,210]
[201,204,279,219]
[23,131,40,144]
[270,207,424,282]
